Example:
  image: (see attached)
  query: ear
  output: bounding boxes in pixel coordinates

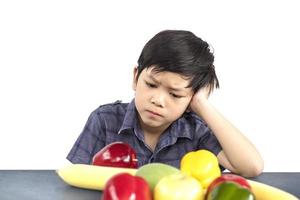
[132,66,138,91]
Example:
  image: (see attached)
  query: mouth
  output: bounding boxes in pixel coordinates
[146,110,163,117]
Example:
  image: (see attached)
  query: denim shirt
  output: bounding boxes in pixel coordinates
[67,99,222,169]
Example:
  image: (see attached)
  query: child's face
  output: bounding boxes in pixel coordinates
[133,66,194,131]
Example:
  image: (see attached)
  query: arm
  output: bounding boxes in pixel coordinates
[190,86,264,177]
[66,110,106,164]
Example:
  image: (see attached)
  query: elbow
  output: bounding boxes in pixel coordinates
[242,160,264,178]
[249,163,264,177]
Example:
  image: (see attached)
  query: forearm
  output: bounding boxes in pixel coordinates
[192,99,264,177]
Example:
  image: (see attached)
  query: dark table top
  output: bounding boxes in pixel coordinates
[0,170,299,199]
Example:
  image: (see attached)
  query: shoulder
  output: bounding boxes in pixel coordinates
[92,100,129,117]
[182,112,212,135]
[86,100,130,129]
[183,111,208,127]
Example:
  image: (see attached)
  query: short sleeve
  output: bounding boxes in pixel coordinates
[197,126,225,171]
[66,110,106,164]
[197,125,222,157]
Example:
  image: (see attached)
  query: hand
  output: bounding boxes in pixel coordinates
[189,85,211,114]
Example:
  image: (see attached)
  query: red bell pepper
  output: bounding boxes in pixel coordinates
[102,173,152,200]
[92,142,138,168]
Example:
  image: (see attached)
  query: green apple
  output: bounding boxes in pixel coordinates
[135,163,181,191]
[154,173,204,200]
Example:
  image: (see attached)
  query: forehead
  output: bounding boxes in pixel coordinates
[144,67,192,90]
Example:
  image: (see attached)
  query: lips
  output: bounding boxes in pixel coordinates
[146,110,163,117]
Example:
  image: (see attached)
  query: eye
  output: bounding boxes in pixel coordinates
[170,93,183,98]
[145,81,157,88]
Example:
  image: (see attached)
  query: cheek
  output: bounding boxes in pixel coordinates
[134,82,143,95]
[134,86,150,109]
[168,99,191,116]
[135,85,149,101]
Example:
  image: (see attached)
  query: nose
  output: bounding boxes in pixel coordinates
[150,94,165,108]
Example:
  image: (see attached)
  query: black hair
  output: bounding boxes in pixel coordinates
[137,30,219,93]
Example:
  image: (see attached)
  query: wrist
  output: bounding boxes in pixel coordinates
[191,98,211,117]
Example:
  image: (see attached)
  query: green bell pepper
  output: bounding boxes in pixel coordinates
[206,182,255,200]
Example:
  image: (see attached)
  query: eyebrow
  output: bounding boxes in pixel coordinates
[149,74,160,84]
[149,74,186,92]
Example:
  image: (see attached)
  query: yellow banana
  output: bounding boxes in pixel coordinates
[248,180,299,200]
[56,164,137,190]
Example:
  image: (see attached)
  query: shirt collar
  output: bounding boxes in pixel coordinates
[118,99,137,134]
[169,112,194,140]
[118,99,194,140]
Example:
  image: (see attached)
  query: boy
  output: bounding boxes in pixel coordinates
[67,30,264,177]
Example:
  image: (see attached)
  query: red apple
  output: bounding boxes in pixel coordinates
[206,174,251,196]
[92,142,138,168]
[102,173,152,200]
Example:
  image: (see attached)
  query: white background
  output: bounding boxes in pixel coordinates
[0,0,299,171]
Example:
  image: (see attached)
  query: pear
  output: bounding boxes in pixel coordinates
[136,163,181,191]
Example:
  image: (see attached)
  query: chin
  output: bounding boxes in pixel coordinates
[140,116,165,128]
[142,120,163,128]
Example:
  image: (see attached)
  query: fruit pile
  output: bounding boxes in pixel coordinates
[96,142,254,200]
[57,142,298,200]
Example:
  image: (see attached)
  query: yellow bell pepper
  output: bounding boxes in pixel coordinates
[180,150,221,189]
